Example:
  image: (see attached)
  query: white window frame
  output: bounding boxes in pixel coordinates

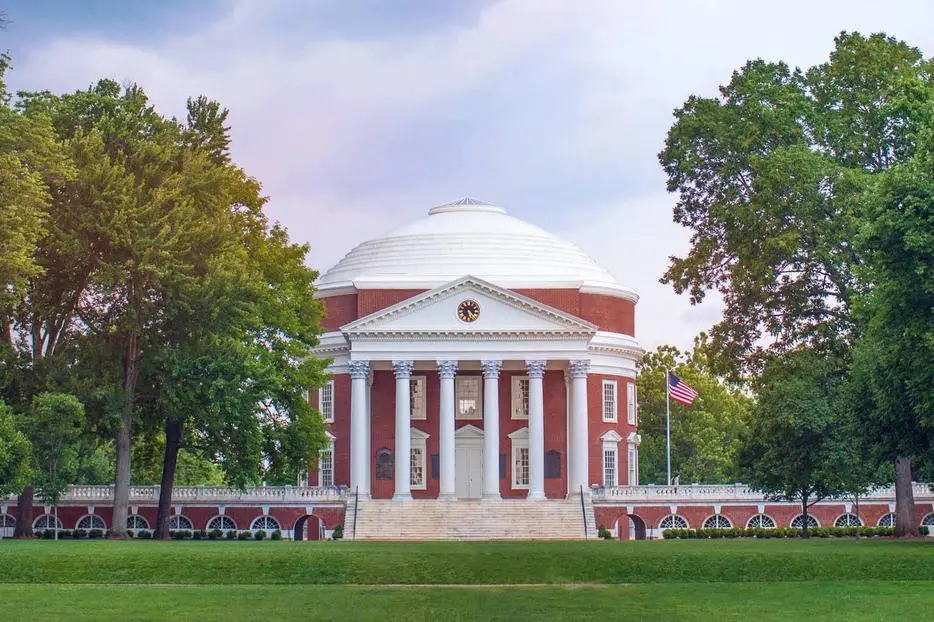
[602,380,618,422]
[319,437,335,488]
[603,447,617,487]
[600,430,622,487]
[511,376,530,420]
[410,375,426,421]
[410,427,429,490]
[318,380,335,423]
[455,376,482,420]
[627,381,637,425]
[628,445,638,486]
[508,427,530,489]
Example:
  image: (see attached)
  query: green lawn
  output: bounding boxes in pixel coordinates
[1,539,933,620]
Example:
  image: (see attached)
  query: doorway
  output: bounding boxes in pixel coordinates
[455,425,484,499]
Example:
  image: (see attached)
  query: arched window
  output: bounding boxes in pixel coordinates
[746,514,776,529]
[250,516,280,531]
[33,514,62,530]
[922,513,934,527]
[207,515,237,531]
[169,515,193,530]
[702,514,732,529]
[76,515,107,530]
[790,514,820,528]
[659,514,689,529]
[127,515,150,532]
[834,513,862,527]
[877,512,896,527]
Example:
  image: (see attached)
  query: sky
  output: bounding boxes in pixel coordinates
[2,0,933,351]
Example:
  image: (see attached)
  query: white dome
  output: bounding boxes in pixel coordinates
[316,198,637,300]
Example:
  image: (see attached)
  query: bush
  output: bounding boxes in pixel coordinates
[254,530,266,541]
[192,529,202,540]
[136,530,152,539]
[225,529,237,540]
[661,525,899,539]
[332,524,344,540]
[271,529,282,541]
[88,529,103,539]
[237,530,252,541]
[73,529,87,539]
[208,529,223,540]
[597,525,612,540]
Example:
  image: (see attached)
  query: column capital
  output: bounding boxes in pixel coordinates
[392,360,415,379]
[436,360,458,379]
[349,360,370,379]
[480,360,502,379]
[525,360,547,379]
[568,359,591,379]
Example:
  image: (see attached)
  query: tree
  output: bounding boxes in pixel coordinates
[0,400,31,496]
[849,118,934,536]
[737,350,846,537]
[18,393,85,537]
[637,336,752,485]
[658,32,934,378]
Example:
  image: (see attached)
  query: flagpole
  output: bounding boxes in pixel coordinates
[665,369,671,486]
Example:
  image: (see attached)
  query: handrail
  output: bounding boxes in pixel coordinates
[352,486,359,541]
[579,485,587,539]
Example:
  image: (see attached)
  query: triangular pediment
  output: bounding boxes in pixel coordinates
[455,424,484,439]
[341,276,597,338]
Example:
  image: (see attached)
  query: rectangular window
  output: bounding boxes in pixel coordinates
[319,446,334,488]
[627,381,636,425]
[604,448,617,487]
[410,447,425,489]
[513,446,530,488]
[455,377,482,420]
[318,380,334,423]
[410,376,426,420]
[628,446,637,486]
[602,380,617,422]
[511,376,529,420]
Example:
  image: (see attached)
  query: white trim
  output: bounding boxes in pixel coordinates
[627,381,636,425]
[206,515,238,531]
[602,431,621,488]
[410,375,427,421]
[509,427,530,490]
[318,380,335,423]
[410,427,430,490]
[511,375,530,420]
[602,379,618,422]
[319,440,335,488]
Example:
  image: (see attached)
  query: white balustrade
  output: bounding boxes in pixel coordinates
[591,483,934,504]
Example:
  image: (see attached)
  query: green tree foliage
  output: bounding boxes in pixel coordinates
[849,116,934,536]
[18,393,85,508]
[637,336,752,485]
[0,399,31,495]
[737,351,846,537]
[658,32,933,378]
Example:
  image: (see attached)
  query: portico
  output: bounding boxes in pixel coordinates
[333,276,601,501]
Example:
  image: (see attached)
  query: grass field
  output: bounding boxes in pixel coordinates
[2,539,933,620]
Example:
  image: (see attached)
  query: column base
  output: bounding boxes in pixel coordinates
[392,493,413,501]
[527,490,547,501]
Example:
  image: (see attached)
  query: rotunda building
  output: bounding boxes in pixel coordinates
[309,198,643,508]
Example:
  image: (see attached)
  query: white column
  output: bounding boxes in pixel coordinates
[568,360,590,497]
[365,371,373,495]
[526,360,547,501]
[392,360,415,501]
[437,360,458,500]
[349,360,370,498]
[481,360,502,500]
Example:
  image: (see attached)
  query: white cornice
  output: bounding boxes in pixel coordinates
[316,278,639,302]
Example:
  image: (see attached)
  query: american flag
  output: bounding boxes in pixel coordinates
[668,372,698,406]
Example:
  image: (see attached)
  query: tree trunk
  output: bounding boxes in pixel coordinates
[894,456,919,538]
[12,486,34,538]
[155,418,183,540]
[800,493,810,539]
[110,328,140,539]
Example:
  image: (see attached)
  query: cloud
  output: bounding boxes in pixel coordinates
[8,0,934,351]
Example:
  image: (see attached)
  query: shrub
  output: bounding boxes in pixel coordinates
[225,529,237,540]
[73,529,87,539]
[137,530,152,539]
[192,529,202,540]
[208,529,223,540]
[271,529,282,541]
[254,530,266,541]
[238,530,251,541]
[332,524,344,540]
[88,529,103,539]
[597,525,612,539]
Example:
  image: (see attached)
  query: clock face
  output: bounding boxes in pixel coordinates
[457,299,481,323]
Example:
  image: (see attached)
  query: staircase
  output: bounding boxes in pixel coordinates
[347,496,598,540]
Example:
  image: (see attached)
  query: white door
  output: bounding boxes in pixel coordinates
[456,444,483,499]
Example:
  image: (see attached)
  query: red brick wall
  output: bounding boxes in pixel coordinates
[318,288,635,336]
[587,374,638,489]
